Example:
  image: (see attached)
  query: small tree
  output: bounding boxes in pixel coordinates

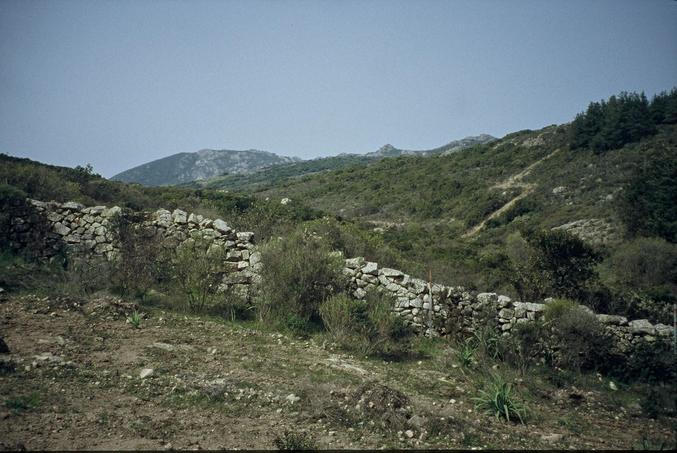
[524,229,602,300]
[256,228,346,326]
[172,239,227,312]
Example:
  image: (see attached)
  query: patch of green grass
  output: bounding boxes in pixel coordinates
[5,393,40,414]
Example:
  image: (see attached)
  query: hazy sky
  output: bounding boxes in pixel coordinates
[1,0,676,177]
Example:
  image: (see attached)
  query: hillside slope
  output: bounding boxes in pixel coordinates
[190,135,495,192]
[244,121,676,297]
[112,149,300,186]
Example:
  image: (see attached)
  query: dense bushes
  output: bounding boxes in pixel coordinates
[502,230,602,302]
[255,229,346,329]
[320,290,413,357]
[545,301,611,372]
[170,239,228,312]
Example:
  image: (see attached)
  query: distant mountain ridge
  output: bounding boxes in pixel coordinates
[187,134,496,191]
[366,134,496,157]
[111,149,301,186]
[113,134,496,187]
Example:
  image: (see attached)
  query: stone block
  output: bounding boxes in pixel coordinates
[629,319,655,335]
[345,257,364,269]
[380,268,403,278]
[236,231,254,242]
[361,261,378,275]
[213,219,231,234]
[596,314,628,325]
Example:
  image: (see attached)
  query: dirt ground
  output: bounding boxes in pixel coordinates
[1,293,675,450]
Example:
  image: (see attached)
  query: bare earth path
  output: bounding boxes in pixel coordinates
[463,149,561,237]
[0,292,673,450]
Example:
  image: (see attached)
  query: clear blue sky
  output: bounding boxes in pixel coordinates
[1,0,676,177]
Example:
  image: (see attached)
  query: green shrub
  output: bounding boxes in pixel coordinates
[634,433,677,451]
[472,325,501,360]
[543,298,580,322]
[640,387,676,419]
[272,430,317,450]
[457,340,476,368]
[524,229,602,300]
[127,311,142,329]
[205,285,253,322]
[256,229,346,326]
[170,238,227,312]
[608,237,677,292]
[319,290,413,358]
[603,237,676,322]
[5,393,40,414]
[620,341,677,384]
[473,375,527,423]
[547,303,611,372]
[499,321,549,374]
[0,184,27,249]
[318,293,359,344]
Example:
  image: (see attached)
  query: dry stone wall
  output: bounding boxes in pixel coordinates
[7,199,121,259]
[7,199,674,352]
[7,199,261,292]
[343,257,674,352]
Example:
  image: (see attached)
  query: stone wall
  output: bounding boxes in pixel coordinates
[7,199,674,352]
[343,256,674,351]
[7,199,261,292]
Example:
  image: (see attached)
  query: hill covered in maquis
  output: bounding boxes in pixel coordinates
[1,89,676,325]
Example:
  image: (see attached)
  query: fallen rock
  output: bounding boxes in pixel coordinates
[380,268,404,278]
[139,368,154,379]
[407,414,426,428]
[541,433,564,443]
[285,394,300,404]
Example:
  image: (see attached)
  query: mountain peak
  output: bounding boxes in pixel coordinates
[112,148,299,186]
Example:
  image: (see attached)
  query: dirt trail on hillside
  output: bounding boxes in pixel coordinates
[463,149,561,237]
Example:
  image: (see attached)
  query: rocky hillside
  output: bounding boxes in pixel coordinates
[189,134,495,192]
[112,149,301,186]
[366,134,496,158]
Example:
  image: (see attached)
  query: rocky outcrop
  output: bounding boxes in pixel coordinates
[552,218,618,245]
